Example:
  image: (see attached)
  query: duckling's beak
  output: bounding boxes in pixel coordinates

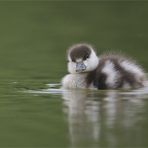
[76,62,86,72]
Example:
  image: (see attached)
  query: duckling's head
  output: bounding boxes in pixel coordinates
[67,43,99,74]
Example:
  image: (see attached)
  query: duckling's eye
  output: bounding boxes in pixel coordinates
[86,54,89,58]
[72,59,75,62]
[84,54,89,60]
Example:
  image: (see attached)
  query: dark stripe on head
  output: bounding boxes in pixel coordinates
[68,44,92,62]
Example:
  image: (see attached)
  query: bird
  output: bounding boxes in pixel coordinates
[61,43,146,90]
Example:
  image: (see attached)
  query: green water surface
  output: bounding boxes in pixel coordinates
[0,1,148,148]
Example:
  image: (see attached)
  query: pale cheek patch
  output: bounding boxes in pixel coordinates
[68,55,72,62]
[102,61,118,88]
[84,49,99,72]
[68,62,77,74]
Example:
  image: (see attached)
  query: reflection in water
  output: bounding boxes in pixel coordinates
[62,89,147,147]
[62,90,100,148]
[26,83,148,147]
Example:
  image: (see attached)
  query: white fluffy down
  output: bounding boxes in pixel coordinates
[62,74,87,89]
[102,60,119,88]
[120,61,144,78]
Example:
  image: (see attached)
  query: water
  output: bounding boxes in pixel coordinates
[0,1,148,148]
[27,84,148,148]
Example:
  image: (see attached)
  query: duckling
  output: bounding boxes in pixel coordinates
[62,43,146,89]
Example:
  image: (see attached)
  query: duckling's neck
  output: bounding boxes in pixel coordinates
[73,73,88,88]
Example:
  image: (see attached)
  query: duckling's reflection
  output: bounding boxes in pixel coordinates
[63,90,100,147]
[62,89,145,147]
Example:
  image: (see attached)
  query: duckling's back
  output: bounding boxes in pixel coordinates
[87,53,146,89]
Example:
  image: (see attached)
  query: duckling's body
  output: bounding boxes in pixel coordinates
[62,44,145,90]
[86,53,145,89]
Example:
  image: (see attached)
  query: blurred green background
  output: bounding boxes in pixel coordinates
[0,1,148,81]
[0,1,148,147]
